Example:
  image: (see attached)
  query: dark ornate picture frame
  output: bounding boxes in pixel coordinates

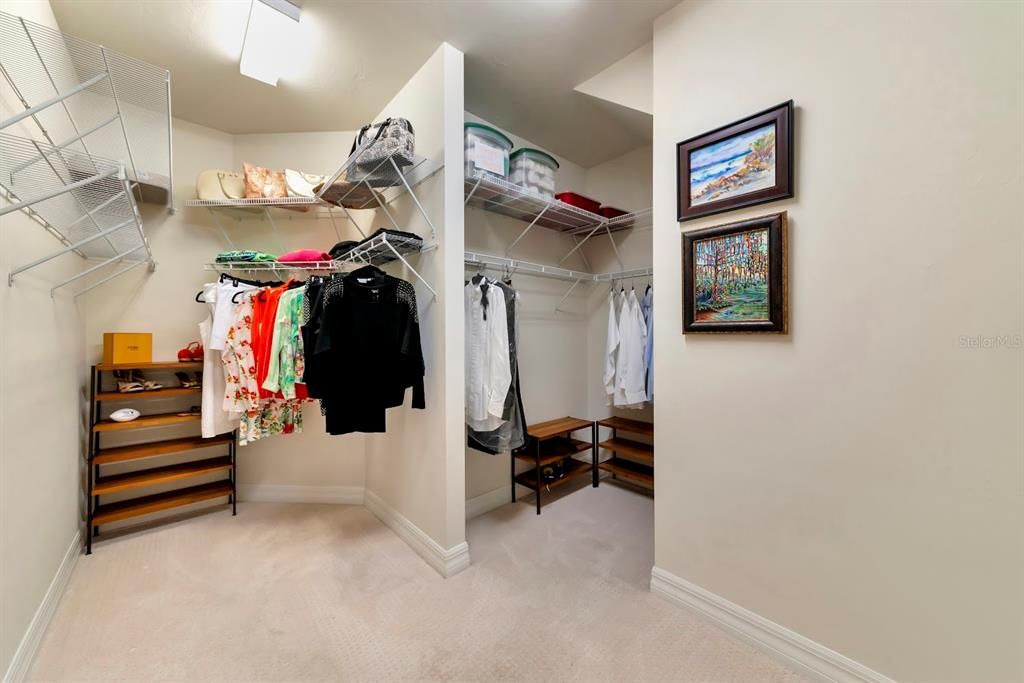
[677,101,793,222]
[682,211,788,334]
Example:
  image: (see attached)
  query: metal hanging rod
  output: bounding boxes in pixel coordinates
[464,251,650,284]
[593,267,654,282]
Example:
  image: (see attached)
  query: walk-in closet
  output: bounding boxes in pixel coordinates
[2,2,1019,682]
[462,114,655,520]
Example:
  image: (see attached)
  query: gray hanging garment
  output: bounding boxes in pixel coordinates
[468,278,527,454]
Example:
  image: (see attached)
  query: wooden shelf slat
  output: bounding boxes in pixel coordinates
[93,434,233,465]
[599,438,653,465]
[527,416,592,440]
[515,458,591,492]
[597,416,654,437]
[96,361,203,371]
[599,457,654,488]
[92,481,233,526]
[514,437,592,466]
[93,412,200,432]
[92,456,233,496]
[96,387,201,401]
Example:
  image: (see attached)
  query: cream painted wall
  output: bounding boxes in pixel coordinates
[582,145,653,426]
[652,2,1023,682]
[574,42,653,116]
[363,44,468,551]
[0,1,87,675]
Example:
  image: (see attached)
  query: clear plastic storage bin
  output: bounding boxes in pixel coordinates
[509,148,559,198]
[465,123,513,179]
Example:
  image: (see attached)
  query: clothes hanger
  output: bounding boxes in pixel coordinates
[219,271,266,288]
[195,290,207,303]
[350,264,384,278]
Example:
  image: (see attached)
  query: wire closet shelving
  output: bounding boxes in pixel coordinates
[185,145,442,245]
[464,171,652,266]
[205,232,438,298]
[464,250,652,313]
[0,11,172,296]
[193,140,444,299]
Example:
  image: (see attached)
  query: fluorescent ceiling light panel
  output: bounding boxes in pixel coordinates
[240,0,300,86]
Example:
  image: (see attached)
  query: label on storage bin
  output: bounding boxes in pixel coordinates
[473,140,506,175]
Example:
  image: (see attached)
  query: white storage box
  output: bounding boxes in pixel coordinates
[465,123,513,179]
[509,148,559,198]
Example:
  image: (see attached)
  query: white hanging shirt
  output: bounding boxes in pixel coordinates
[465,278,512,431]
[614,289,648,409]
[603,290,620,405]
[199,283,240,437]
[209,280,257,350]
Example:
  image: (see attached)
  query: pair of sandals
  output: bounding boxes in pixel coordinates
[115,371,163,393]
[175,372,202,389]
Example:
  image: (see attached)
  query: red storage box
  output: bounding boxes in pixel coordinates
[555,192,601,214]
[598,206,628,218]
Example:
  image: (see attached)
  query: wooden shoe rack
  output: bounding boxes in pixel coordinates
[86,361,236,554]
[596,416,654,490]
[514,416,597,514]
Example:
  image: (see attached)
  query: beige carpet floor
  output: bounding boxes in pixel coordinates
[29,483,804,682]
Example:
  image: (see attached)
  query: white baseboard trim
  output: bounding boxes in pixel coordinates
[3,531,81,683]
[237,484,364,505]
[650,566,895,683]
[364,489,471,578]
[466,486,510,519]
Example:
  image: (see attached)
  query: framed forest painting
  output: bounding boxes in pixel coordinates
[682,211,788,334]
[677,101,793,221]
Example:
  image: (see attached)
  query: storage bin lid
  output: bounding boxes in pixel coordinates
[510,147,560,169]
[464,122,513,148]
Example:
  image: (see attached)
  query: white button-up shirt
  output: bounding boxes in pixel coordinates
[465,279,512,431]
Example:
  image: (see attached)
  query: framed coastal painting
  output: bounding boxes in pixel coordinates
[677,101,793,221]
[682,211,788,334]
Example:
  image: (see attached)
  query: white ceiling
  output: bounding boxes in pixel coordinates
[49,0,671,167]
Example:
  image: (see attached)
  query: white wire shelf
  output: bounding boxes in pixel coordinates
[569,208,653,236]
[464,251,651,283]
[185,145,441,254]
[464,171,650,268]
[205,260,348,273]
[0,11,173,209]
[465,250,651,313]
[1,10,167,296]
[464,172,650,235]
[1,131,153,294]
[184,152,438,217]
[204,232,437,298]
[465,251,593,283]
